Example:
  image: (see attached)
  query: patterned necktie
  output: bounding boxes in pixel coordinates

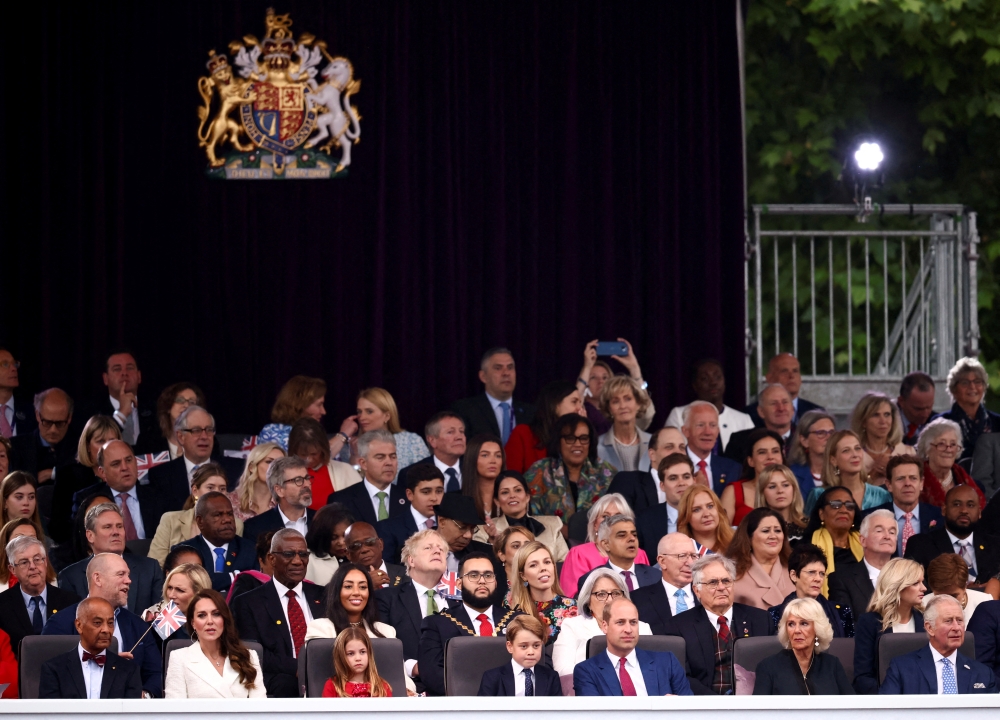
[445,468,460,493]
[621,570,634,592]
[957,541,976,574]
[901,512,916,555]
[214,548,226,573]
[82,651,106,667]
[524,668,534,696]
[477,613,493,637]
[375,491,389,521]
[618,657,637,696]
[285,590,307,655]
[425,588,438,615]
[0,406,11,438]
[941,657,957,694]
[30,596,44,634]
[717,615,730,643]
[499,402,512,444]
[117,493,139,541]
[674,588,689,613]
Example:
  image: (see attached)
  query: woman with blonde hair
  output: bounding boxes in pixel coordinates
[143,563,213,631]
[228,442,284,521]
[508,541,577,644]
[852,557,926,693]
[677,485,734,556]
[804,430,890,513]
[335,387,430,476]
[596,376,652,473]
[850,391,916,484]
[258,375,329,450]
[755,464,808,540]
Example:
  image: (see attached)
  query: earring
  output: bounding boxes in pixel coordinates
[814,638,819,648]
[523,581,529,587]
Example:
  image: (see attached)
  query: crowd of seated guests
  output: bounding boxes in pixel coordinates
[1,343,1000,699]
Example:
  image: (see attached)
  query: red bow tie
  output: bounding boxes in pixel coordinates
[82,651,106,667]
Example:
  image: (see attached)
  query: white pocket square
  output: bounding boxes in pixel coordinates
[974,682,985,689]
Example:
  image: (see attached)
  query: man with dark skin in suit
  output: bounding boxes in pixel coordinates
[76,597,116,656]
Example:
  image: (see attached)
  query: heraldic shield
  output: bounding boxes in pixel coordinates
[240,82,317,153]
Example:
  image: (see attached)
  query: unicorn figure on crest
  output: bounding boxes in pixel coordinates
[305,57,361,172]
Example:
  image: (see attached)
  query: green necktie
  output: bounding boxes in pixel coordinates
[376,491,389,521]
[426,588,438,615]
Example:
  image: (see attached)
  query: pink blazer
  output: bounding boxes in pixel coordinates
[732,555,796,611]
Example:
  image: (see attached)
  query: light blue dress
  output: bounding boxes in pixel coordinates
[258,422,292,450]
[803,483,891,515]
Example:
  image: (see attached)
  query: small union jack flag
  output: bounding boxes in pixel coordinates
[152,600,186,640]
[135,451,171,482]
[242,435,259,451]
[435,571,461,599]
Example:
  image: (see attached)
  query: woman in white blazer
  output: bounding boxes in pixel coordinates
[165,589,266,698]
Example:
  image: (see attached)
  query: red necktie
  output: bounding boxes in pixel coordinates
[717,616,730,643]
[618,657,637,696]
[905,423,918,441]
[286,590,307,654]
[82,651,106,667]
[697,460,708,484]
[117,493,139,542]
[477,613,493,636]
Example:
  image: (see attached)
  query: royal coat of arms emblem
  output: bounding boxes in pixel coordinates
[196,8,361,179]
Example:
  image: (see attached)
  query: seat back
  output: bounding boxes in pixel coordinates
[163,638,265,680]
[877,633,975,685]
[300,637,407,698]
[19,636,118,699]
[732,636,783,674]
[826,638,855,682]
[444,636,511,696]
[586,635,688,670]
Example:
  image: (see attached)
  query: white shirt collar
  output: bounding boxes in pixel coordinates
[893,503,919,520]
[277,505,308,528]
[432,455,461,473]
[363,478,391,499]
[946,529,973,547]
[606,647,639,669]
[202,535,230,554]
[410,504,433,528]
[704,605,733,629]
[662,579,691,597]
[464,604,494,631]
[272,576,305,599]
[929,643,958,663]
[687,446,711,465]
[609,560,636,574]
[485,393,512,410]
[863,558,881,583]
[77,643,107,662]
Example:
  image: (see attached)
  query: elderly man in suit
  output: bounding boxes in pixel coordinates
[331,430,408,526]
[243,456,317,541]
[631,533,699,635]
[665,555,773,695]
[828,509,898,618]
[42,553,162,697]
[865,456,944,556]
[58,501,163,615]
[38,597,142,699]
[0,535,79,658]
[231,529,324,697]
[171,493,257,593]
[451,348,535,444]
[745,353,823,427]
[609,428,690,516]
[635,454,698,560]
[681,402,742,496]
[398,412,467,492]
[344,521,405,588]
[378,465,445,565]
[574,597,691,696]
[727,384,795,465]
[576,515,661,595]
[881,594,997,693]
[897,372,940,447]
[9,388,76,484]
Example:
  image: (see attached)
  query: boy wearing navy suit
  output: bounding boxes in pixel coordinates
[478,615,561,696]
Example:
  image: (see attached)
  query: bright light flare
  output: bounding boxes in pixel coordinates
[854,142,884,171]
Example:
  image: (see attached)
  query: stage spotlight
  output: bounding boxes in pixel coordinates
[854,142,883,172]
[843,136,885,221]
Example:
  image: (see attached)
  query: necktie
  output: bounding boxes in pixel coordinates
[477,612,494,637]
[697,459,708,485]
[214,548,226,573]
[425,588,438,615]
[117,493,138,541]
[621,570,634,592]
[941,657,957,694]
[425,517,436,529]
[524,668,534,696]
[674,588,689,613]
[957,541,976,575]
[376,491,389,521]
[717,615,730,643]
[121,409,138,446]
[285,590,307,654]
[499,402,512,444]
[618,657,637,696]
[901,512,916,555]
[29,596,44,634]
[445,468,460,493]
[905,422,918,441]
[82,651,106,667]
[0,406,11,438]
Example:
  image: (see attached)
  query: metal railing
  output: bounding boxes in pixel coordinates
[745,204,980,411]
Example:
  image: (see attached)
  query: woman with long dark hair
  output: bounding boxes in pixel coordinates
[474,471,568,561]
[304,563,391,640]
[461,434,505,522]
[505,381,585,473]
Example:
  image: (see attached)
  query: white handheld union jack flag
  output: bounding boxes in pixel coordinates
[135,451,171,482]
[152,600,186,640]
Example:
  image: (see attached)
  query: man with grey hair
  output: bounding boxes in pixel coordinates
[663,554,772,694]
[745,353,824,426]
[333,429,408,526]
[243,456,316,541]
[681,400,742,495]
[829,508,898,618]
[881,594,997,694]
[147,404,243,510]
[451,347,536,443]
[0,535,79,658]
[72,439,162,540]
[725,383,795,465]
[10,387,75,481]
[631,532,700,634]
[398,411,467,491]
[576,514,660,594]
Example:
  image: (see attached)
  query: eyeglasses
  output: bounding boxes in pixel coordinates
[0,360,20,370]
[38,417,70,430]
[348,538,380,552]
[448,518,474,534]
[591,590,625,601]
[461,571,496,584]
[929,441,960,453]
[697,578,734,589]
[13,555,46,570]
[825,500,857,511]
[561,434,591,445]
[798,569,826,579]
[179,426,216,437]
[660,553,700,562]
[281,475,312,487]
[173,396,198,407]
[807,429,834,438]
[956,378,986,389]
[273,551,310,561]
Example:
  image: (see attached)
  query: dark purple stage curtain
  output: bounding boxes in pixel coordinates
[6,1,746,434]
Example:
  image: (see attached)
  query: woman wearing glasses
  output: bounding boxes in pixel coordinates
[767,543,849,638]
[803,487,863,597]
[916,417,986,509]
[850,392,916,485]
[786,411,837,500]
[155,383,206,459]
[550,567,652,679]
[941,356,1000,462]
[804,430,891,514]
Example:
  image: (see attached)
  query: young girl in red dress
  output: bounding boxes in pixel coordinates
[322,627,392,698]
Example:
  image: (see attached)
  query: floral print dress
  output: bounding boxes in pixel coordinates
[536,595,579,644]
[525,458,617,524]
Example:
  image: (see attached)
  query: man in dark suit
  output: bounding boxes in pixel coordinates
[171,493,257,593]
[243,456,317,542]
[632,533,699,635]
[95,350,162,455]
[967,594,1000,684]
[575,598,692,696]
[376,528,453,692]
[58,499,163,615]
[0,535,79,658]
[377,465,445,565]
[0,347,38,439]
[829,509,898,618]
[10,388,76,484]
[681,401,742,496]
[880,595,997,694]
[905,485,1000,584]
[451,348,535,443]
[745,353,823,427]
[609,428,690,516]
[43,553,162,697]
[726,384,795,465]
[897,372,939,446]
[398,412,467,492]
[477,615,561,696]
[331,429,409,526]
[231,529,324,697]
[865,455,944,556]
[38,597,142,699]
[577,515,661,595]
[344,521,405,588]
[435,494,506,585]
[635,454,697,559]
[664,555,772,694]
[418,552,524,695]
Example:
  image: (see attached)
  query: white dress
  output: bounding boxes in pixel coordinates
[164,643,266,698]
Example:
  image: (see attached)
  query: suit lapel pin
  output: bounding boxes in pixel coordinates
[964,665,971,670]
[276,620,282,625]
[979,545,984,550]
[226,561,232,566]
[399,498,405,504]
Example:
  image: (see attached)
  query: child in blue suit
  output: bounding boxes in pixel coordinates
[478,616,562,696]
